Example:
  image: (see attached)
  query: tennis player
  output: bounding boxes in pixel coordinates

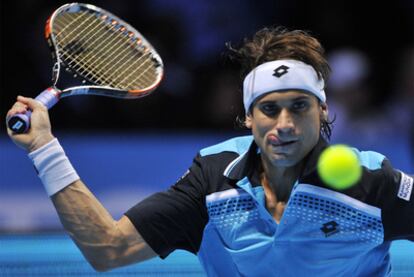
[6,27,414,276]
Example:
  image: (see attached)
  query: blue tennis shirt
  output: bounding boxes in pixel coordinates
[126,136,414,276]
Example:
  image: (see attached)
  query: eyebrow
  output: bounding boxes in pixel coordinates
[259,95,312,104]
[291,96,312,101]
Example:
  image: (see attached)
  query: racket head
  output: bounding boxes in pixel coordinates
[45,3,163,99]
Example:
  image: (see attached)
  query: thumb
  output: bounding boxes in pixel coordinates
[17,96,45,110]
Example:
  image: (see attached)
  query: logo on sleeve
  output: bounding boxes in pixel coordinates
[176,169,190,183]
[397,172,413,201]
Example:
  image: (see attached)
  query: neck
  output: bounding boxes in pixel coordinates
[260,156,304,202]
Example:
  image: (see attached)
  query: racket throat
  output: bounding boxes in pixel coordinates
[36,87,62,109]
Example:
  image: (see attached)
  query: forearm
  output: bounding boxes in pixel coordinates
[51,181,135,269]
[30,139,156,270]
[51,181,118,254]
[50,179,156,271]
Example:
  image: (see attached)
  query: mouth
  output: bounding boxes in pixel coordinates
[267,135,298,147]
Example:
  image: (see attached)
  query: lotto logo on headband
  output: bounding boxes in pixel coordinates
[273,65,290,78]
[243,59,326,112]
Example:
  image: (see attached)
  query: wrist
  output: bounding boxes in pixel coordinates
[28,138,80,196]
[28,133,55,153]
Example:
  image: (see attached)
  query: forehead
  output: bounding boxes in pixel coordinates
[256,90,317,103]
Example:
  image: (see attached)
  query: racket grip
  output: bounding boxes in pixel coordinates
[7,87,60,134]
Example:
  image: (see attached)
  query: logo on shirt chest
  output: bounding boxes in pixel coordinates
[320,220,339,237]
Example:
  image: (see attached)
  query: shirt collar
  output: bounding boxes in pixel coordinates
[223,136,329,182]
[223,139,259,180]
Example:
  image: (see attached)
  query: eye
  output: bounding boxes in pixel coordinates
[291,100,309,112]
[259,103,279,116]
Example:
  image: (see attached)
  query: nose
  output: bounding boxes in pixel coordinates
[275,108,295,134]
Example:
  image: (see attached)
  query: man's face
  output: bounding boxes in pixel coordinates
[245,90,328,167]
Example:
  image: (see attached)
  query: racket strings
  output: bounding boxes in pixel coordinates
[75,20,155,88]
[53,10,158,90]
[55,12,155,88]
[104,44,154,87]
[117,51,155,87]
[56,14,117,82]
[57,13,118,67]
[54,13,121,83]
[54,11,91,42]
[56,12,153,86]
[55,12,149,87]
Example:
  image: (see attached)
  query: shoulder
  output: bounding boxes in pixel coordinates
[199,135,253,157]
[349,147,397,191]
[190,135,253,194]
[351,148,386,171]
[350,147,398,183]
[196,135,253,174]
[347,147,406,208]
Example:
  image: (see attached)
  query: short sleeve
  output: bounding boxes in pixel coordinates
[378,159,414,241]
[124,153,209,258]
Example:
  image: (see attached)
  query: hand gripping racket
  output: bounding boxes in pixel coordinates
[7,3,163,133]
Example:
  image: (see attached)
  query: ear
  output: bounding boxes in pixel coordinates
[245,113,253,129]
[320,102,329,121]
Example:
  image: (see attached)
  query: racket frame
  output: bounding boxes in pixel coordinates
[45,3,164,100]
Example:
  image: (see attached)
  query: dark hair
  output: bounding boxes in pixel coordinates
[228,26,334,140]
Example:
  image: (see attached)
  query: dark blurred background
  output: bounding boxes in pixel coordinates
[0,0,413,232]
[1,0,413,132]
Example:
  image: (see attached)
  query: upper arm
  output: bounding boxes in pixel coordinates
[125,154,209,258]
[111,216,158,265]
[88,216,157,272]
[379,161,414,241]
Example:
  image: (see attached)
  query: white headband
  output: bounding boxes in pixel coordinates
[243,59,326,112]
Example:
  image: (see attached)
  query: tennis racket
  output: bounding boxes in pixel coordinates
[7,3,163,133]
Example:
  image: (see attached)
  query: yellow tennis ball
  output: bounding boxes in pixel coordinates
[317,144,362,190]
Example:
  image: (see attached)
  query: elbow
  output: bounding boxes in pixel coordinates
[92,265,109,273]
[85,251,120,272]
[88,258,113,272]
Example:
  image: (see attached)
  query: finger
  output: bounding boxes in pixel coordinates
[6,97,28,115]
[6,123,27,137]
[17,96,45,110]
[12,100,28,110]
[7,127,12,136]
[6,104,28,118]
[7,108,27,118]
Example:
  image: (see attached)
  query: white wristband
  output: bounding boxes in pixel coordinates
[28,138,80,196]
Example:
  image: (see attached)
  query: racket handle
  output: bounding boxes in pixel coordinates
[7,87,60,133]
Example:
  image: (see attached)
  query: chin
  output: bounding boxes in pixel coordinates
[268,153,299,167]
